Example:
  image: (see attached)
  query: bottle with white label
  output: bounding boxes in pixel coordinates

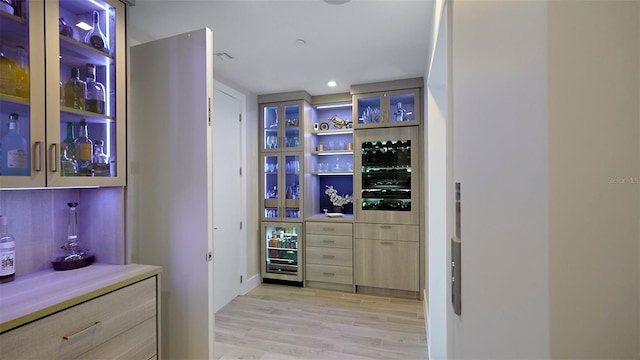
[0,215,16,283]
[0,112,29,176]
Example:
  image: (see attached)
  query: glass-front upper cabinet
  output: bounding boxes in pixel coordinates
[353,88,420,129]
[262,153,303,221]
[47,0,126,187]
[0,0,43,187]
[261,101,304,152]
[354,127,420,225]
[0,0,125,189]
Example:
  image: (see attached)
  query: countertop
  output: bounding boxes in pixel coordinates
[0,263,162,333]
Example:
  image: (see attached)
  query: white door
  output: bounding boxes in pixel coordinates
[129,28,215,359]
[213,86,243,312]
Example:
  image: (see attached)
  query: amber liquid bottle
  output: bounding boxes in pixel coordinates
[64,68,86,110]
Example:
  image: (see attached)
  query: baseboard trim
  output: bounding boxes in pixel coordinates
[423,288,430,359]
[356,285,420,299]
[240,273,261,295]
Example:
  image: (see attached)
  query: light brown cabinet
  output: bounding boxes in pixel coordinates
[354,223,420,294]
[0,265,160,359]
[0,0,127,188]
[305,221,354,291]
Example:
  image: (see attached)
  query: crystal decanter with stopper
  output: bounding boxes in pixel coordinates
[52,202,94,271]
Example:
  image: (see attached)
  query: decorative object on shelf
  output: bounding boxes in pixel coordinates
[319,122,330,130]
[361,107,381,124]
[286,118,299,126]
[329,115,353,129]
[84,10,110,54]
[52,202,94,271]
[59,17,74,39]
[325,185,352,213]
[0,215,16,283]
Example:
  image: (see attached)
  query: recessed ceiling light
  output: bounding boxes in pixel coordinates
[324,0,351,4]
[75,21,93,31]
[327,81,337,87]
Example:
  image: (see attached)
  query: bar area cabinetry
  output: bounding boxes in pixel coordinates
[0,0,126,188]
[260,98,309,222]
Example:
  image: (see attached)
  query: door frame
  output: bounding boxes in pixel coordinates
[213,80,248,295]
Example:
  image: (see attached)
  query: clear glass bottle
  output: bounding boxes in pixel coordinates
[52,202,94,271]
[0,113,29,176]
[0,215,16,283]
[92,139,109,176]
[60,143,78,176]
[74,119,93,176]
[84,10,109,54]
[0,0,14,15]
[395,102,405,122]
[14,45,29,98]
[63,122,76,160]
[0,43,16,96]
[63,68,86,110]
[85,64,105,114]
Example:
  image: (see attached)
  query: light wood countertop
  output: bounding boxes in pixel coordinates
[0,263,162,333]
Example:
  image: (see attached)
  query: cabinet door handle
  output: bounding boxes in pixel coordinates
[62,321,101,340]
[33,141,42,172]
[322,227,335,232]
[322,272,335,276]
[322,255,335,259]
[322,240,335,244]
[49,143,58,173]
[380,241,393,245]
[380,225,392,229]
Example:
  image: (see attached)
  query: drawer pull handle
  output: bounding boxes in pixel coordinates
[63,321,101,340]
[380,241,393,245]
[322,240,335,244]
[380,225,392,229]
[322,272,335,276]
[322,255,335,259]
[322,228,335,232]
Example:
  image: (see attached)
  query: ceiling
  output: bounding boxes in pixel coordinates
[128,0,433,96]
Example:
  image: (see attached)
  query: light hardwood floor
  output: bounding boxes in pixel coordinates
[214,284,427,360]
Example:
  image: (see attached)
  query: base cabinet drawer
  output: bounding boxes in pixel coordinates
[0,277,157,360]
[76,316,157,360]
[306,222,353,237]
[306,264,353,285]
[306,234,352,249]
[354,223,419,242]
[355,239,419,291]
[306,247,353,267]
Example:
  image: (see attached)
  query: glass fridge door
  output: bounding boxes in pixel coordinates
[361,140,412,211]
[262,222,303,282]
[355,127,419,224]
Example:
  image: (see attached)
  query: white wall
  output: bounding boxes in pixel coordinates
[451,1,550,357]
[426,0,450,359]
[547,2,639,357]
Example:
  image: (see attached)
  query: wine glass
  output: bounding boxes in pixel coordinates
[266,136,273,149]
